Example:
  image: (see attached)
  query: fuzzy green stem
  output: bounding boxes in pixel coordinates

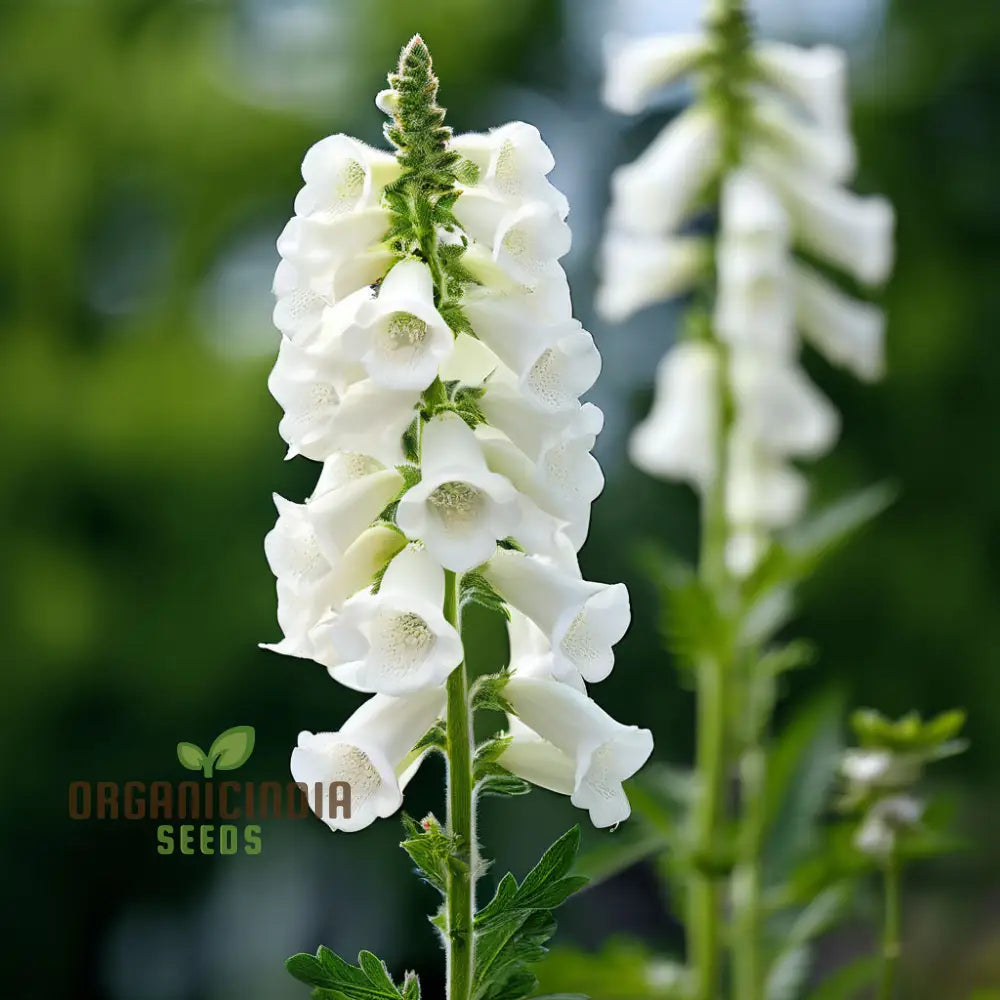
[877,854,902,1000]
[444,569,475,1000]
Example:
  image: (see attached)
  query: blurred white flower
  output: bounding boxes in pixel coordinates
[629,342,721,490]
[609,106,721,235]
[603,33,709,114]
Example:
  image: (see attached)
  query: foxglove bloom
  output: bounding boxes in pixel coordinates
[291,686,445,833]
[601,17,894,575]
[265,35,646,850]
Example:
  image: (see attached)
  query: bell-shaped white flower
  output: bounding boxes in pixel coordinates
[462,287,577,379]
[291,686,446,832]
[629,342,721,489]
[596,233,710,321]
[730,351,839,458]
[482,548,630,683]
[272,259,329,342]
[452,122,568,219]
[750,147,894,286]
[503,675,653,828]
[280,209,394,301]
[792,262,885,381]
[725,424,808,530]
[854,794,924,858]
[396,413,520,573]
[603,33,709,115]
[454,192,571,287]
[499,720,577,797]
[753,42,848,134]
[749,100,855,185]
[308,453,405,560]
[270,334,418,464]
[294,135,401,217]
[341,259,454,390]
[608,106,721,236]
[321,545,463,695]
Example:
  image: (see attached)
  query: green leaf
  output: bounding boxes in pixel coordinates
[471,672,513,713]
[399,813,455,895]
[176,741,206,771]
[472,828,589,1000]
[803,956,879,1000]
[638,547,728,672]
[536,940,688,999]
[286,946,408,1000]
[764,690,846,884]
[573,824,670,888]
[746,484,895,604]
[765,946,811,1000]
[208,725,256,771]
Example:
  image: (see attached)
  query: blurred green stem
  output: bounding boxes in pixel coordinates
[444,569,475,1000]
[877,853,902,1000]
[732,691,768,1000]
[690,413,730,1000]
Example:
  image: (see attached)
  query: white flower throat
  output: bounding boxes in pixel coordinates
[370,609,436,678]
[427,480,485,527]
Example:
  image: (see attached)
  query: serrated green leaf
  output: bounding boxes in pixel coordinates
[286,945,405,1000]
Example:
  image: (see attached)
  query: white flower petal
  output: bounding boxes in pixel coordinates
[342,259,455,390]
[750,147,894,286]
[792,262,885,381]
[603,33,709,114]
[629,342,721,489]
[483,549,630,682]
[324,546,463,695]
[730,352,839,458]
[291,688,444,832]
[609,106,721,235]
[309,464,404,559]
[754,42,848,134]
[396,414,520,573]
[596,233,710,321]
[750,99,856,184]
[503,676,653,827]
[295,135,400,217]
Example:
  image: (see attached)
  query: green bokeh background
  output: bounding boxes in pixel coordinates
[1,1,997,998]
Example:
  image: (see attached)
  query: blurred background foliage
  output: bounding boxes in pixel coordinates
[1,1,998,998]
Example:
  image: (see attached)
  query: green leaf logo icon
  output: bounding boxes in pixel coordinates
[177,725,255,778]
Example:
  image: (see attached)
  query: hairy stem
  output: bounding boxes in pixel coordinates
[877,854,902,1000]
[444,569,475,1000]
